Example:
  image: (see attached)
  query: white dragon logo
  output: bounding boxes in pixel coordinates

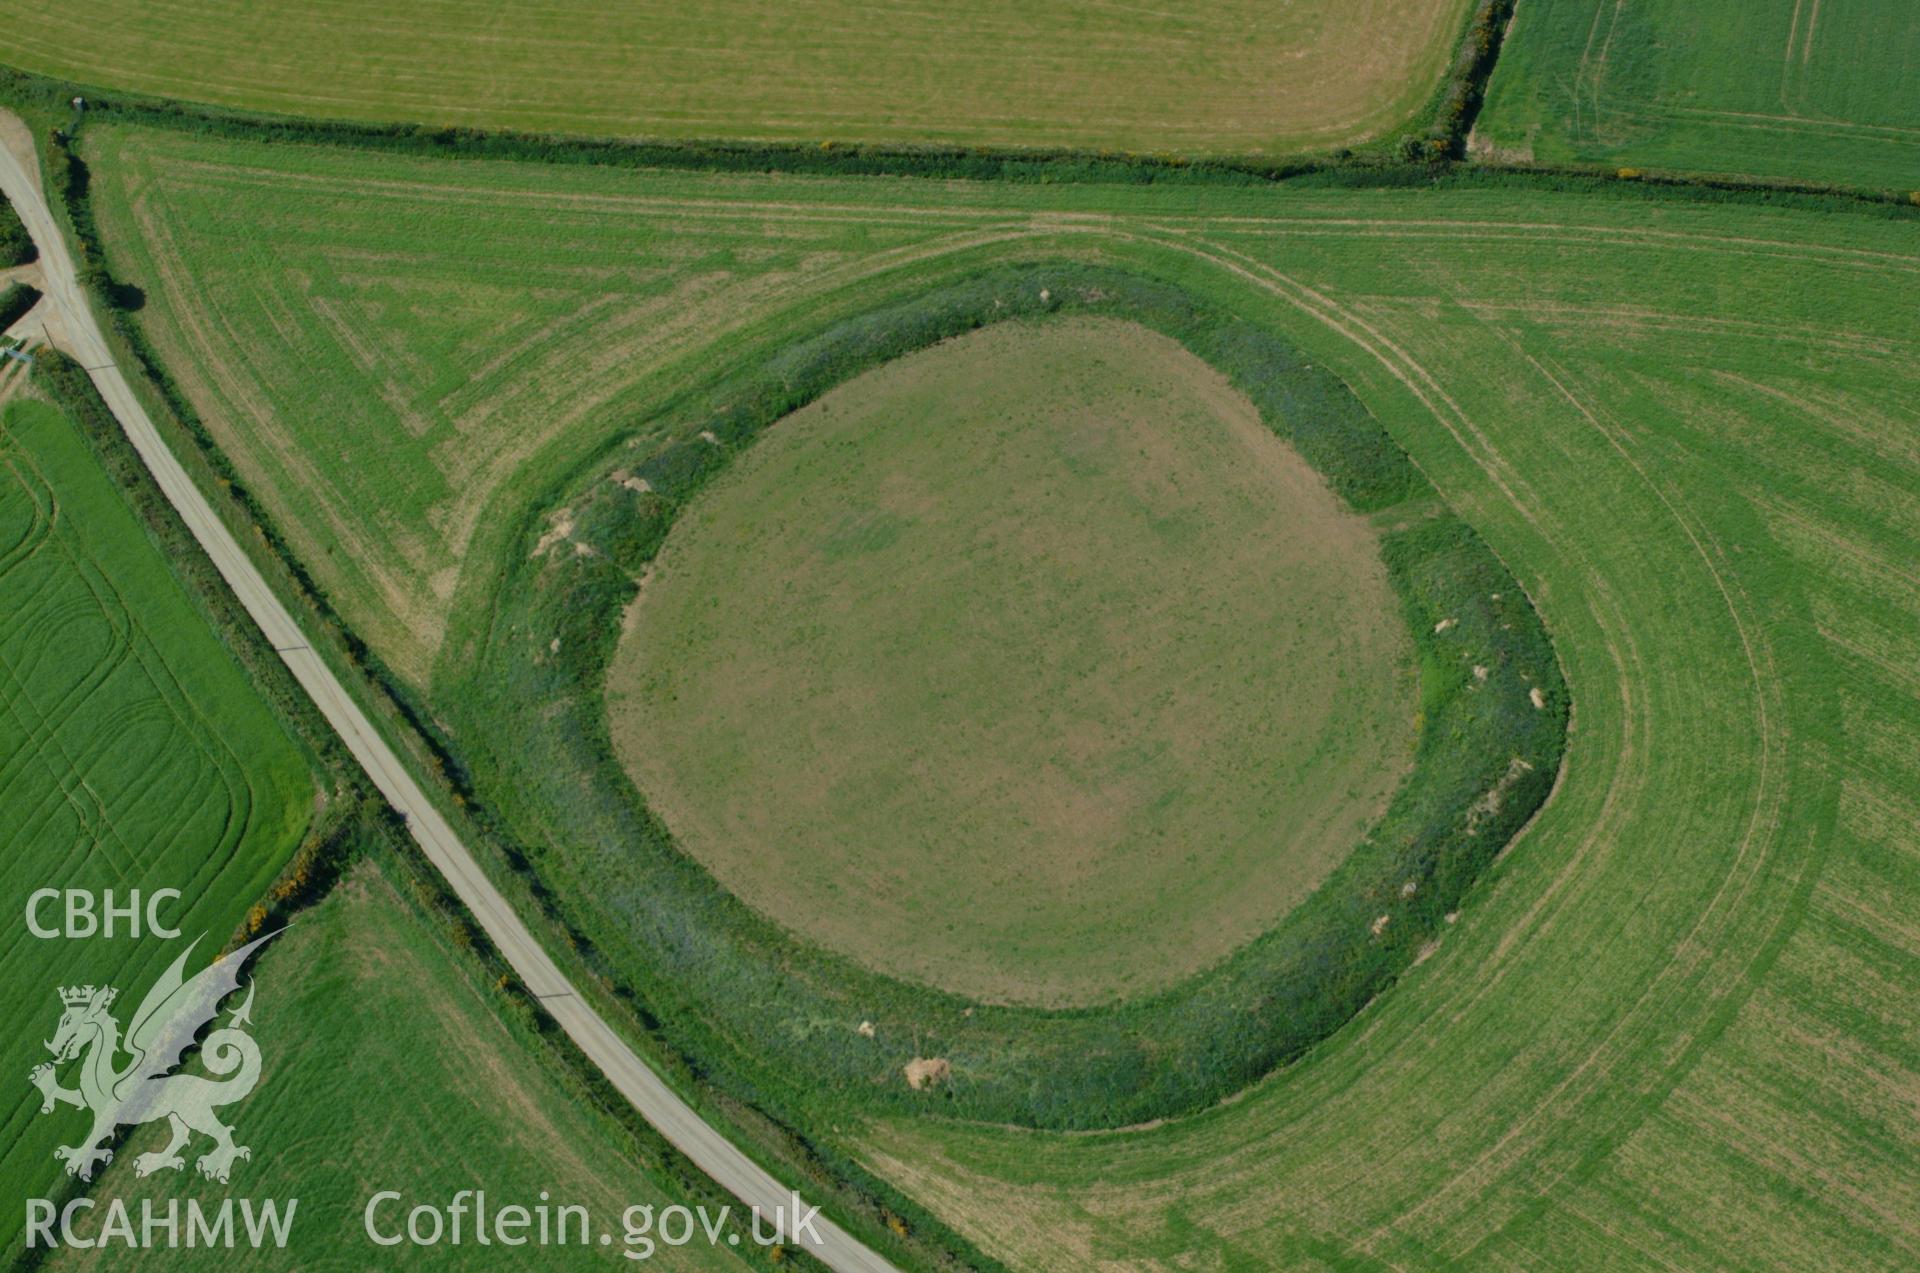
[28,931,279,1184]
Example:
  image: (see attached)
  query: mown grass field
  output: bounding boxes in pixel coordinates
[0,394,313,1256]
[56,854,749,1272]
[610,316,1415,1006]
[78,122,1920,1265]
[84,124,1068,682]
[1475,0,1920,190]
[0,0,1469,156]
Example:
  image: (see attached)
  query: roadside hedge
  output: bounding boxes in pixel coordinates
[0,193,33,266]
[28,189,1002,1273]
[0,280,40,329]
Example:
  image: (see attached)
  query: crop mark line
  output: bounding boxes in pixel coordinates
[1781,0,1808,109]
[1801,0,1824,67]
[0,418,262,894]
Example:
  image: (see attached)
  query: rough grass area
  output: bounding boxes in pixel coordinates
[610,317,1417,1006]
[0,0,1469,156]
[55,854,750,1272]
[0,397,312,1257]
[1476,0,1920,190]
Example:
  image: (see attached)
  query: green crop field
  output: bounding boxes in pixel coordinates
[1475,0,1920,191]
[0,0,1470,156]
[57,853,749,1272]
[0,369,765,1269]
[610,316,1416,1006]
[74,116,1920,1268]
[0,393,314,1255]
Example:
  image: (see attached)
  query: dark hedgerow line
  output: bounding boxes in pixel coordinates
[448,261,1569,1132]
[11,347,373,1265]
[0,0,1509,175]
[0,280,41,330]
[0,191,34,266]
[1437,0,1518,159]
[16,355,835,1268]
[31,347,362,896]
[3,55,1918,214]
[42,125,489,809]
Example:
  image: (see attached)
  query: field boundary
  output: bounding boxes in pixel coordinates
[0,5,1495,175]
[4,54,1918,213]
[6,352,360,1258]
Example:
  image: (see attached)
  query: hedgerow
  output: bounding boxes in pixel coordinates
[0,280,39,329]
[0,195,32,266]
[6,60,1917,212]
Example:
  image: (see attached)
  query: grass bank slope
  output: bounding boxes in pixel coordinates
[854,205,1920,1267]
[1476,0,1920,191]
[0,0,1467,156]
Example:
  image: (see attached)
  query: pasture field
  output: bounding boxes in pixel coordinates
[82,123,1070,683]
[74,119,1920,1265]
[56,853,750,1272]
[0,394,313,1254]
[610,316,1417,1006]
[1475,0,1920,190]
[0,370,758,1271]
[0,0,1469,156]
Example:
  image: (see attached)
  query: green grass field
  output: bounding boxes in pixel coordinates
[0,377,762,1270]
[0,393,314,1256]
[54,853,748,1271]
[1475,0,1920,190]
[77,120,1920,1265]
[84,124,1062,683]
[0,0,1469,156]
[610,316,1415,1006]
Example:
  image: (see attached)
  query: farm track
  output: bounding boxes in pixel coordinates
[0,111,898,1273]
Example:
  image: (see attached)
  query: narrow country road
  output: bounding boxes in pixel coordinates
[0,111,897,1273]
